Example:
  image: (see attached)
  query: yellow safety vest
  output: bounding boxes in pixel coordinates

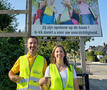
[49,64,74,90]
[44,6,54,16]
[17,55,44,90]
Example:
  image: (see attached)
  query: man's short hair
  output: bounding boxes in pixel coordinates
[28,36,38,43]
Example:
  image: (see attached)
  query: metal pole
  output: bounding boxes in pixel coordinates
[24,0,29,54]
[28,0,32,37]
[80,37,86,73]
[85,74,90,90]
[25,0,32,54]
[80,37,86,90]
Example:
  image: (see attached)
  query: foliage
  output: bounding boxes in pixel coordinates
[0,0,17,31]
[94,51,104,56]
[75,67,82,74]
[86,56,96,62]
[62,39,79,53]
[85,51,98,62]
[0,37,24,90]
[100,55,107,63]
[38,40,57,65]
[0,0,23,89]
[85,51,94,56]
[100,58,104,63]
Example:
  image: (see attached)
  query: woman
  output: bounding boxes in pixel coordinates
[39,45,79,90]
[60,0,74,24]
[78,0,96,24]
[42,0,56,24]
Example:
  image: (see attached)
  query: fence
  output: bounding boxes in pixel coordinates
[77,73,90,90]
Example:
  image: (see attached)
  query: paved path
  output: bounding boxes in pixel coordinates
[89,62,107,90]
[70,61,107,90]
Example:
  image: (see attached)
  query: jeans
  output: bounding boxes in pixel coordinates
[81,14,96,25]
[61,20,73,24]
[42,14,54,24]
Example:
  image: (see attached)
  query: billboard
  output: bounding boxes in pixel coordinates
[31,0,102,36]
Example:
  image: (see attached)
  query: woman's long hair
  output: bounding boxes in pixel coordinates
[50,45,71,71]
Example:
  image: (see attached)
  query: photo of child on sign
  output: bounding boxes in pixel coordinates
[32,0,99,25]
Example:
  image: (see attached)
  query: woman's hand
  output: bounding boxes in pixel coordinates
[39,77,51,90]
[39,77,51,86]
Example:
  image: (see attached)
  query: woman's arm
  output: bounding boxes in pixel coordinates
[39,77,48,86]
[73,78,79,90]
[39,77,51,90]
[73,68,79,90]
[39,66,51,89]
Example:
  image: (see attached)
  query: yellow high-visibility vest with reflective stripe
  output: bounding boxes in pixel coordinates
[17,55,44,90]
[49,64,74,90]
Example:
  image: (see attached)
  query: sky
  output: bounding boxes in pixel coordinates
[85,0,107,49]
[9,0,107,49]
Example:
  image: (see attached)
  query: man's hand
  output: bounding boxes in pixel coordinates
[11,75,23,83]
[8,70,23,83]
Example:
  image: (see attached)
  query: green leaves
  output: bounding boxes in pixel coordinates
[0,37,24,89]
[0,0,16,31]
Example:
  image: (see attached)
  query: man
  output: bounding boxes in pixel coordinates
[8,36,47,90]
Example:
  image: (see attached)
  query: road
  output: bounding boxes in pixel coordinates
[88,62,107,90]
[70,61,107,90]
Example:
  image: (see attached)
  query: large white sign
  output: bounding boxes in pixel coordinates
[31,0,102,36]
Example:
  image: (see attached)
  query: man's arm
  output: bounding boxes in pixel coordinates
[8,70,23,83]
[8,59,23,83]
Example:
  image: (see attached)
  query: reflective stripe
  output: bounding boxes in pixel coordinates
[30,77,40,82]
[18,78,29,83]
[17,86,40,90]
[17,88,28,90]
[29,85,40,90]
[17,85,40,90]
[18,77,40,83]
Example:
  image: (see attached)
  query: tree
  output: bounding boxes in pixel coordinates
[38,37,80,65]
[0,0,23,89]
[0,0,17,32]
[85,51,98,62]
[0,37,24,90]
[38,40,57,65]
[94,51,104,56]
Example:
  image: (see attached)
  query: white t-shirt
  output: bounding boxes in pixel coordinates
[53,0,65,20]
[45,65,77,88]
[78,2,91,15]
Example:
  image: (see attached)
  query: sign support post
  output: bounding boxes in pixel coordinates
[80,37,86,90]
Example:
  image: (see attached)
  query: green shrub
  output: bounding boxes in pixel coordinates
[94,51,104,56]
[85,51,94,56]
[75,67,83,89]
[75,67,82,74]
[100,58,104,63]
[86,56,96,62]
[100,57,107,63]
[0,37,24,90]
